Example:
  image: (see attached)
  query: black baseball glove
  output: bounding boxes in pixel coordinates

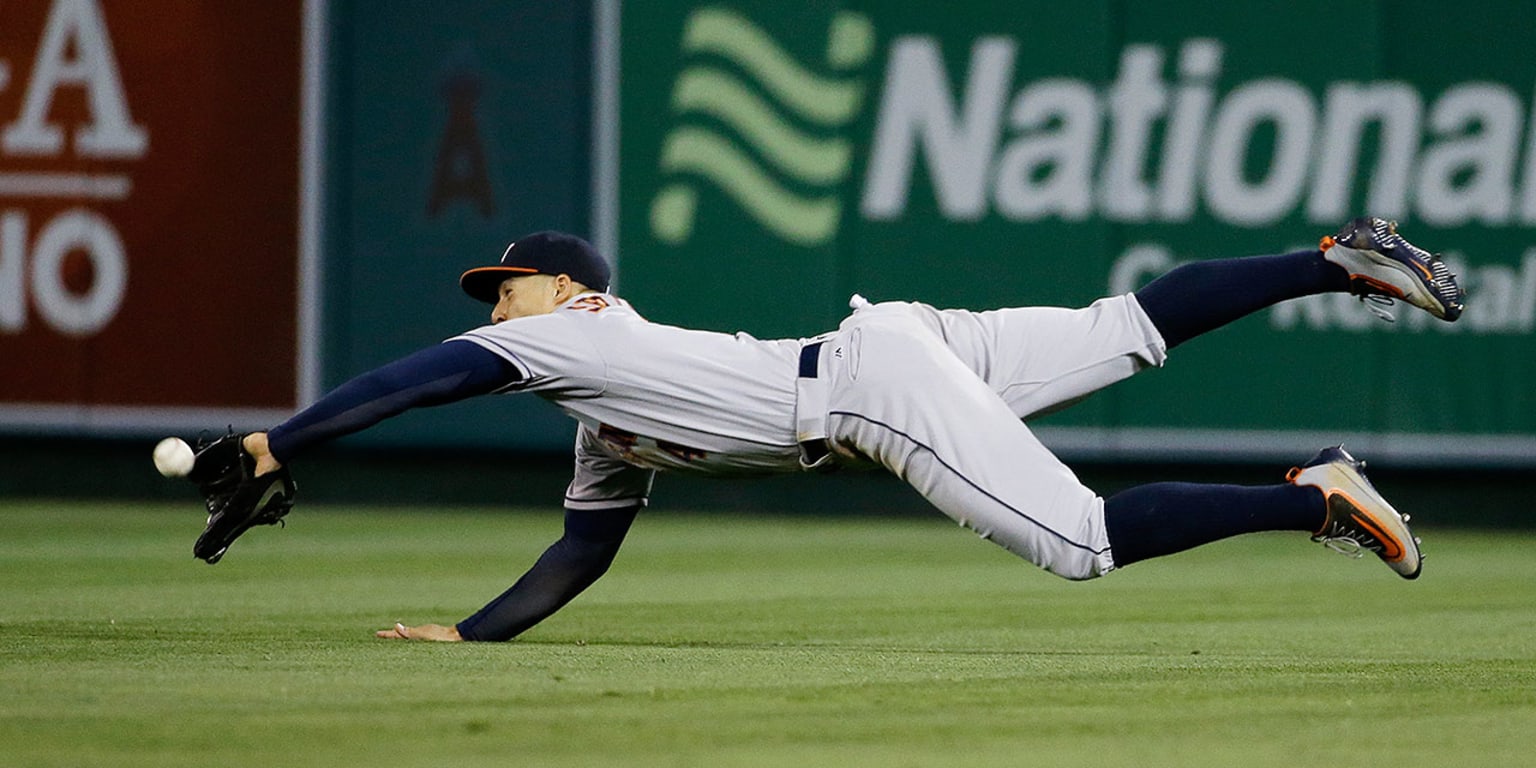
[186,432,297,564]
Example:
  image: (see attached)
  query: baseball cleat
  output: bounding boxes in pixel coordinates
[1320,217,1464,322]
[1286,445,1422,580]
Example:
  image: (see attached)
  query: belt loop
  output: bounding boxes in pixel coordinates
[795,338,834,470]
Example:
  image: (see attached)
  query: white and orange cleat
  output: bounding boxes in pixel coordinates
[1287,445,1423,580]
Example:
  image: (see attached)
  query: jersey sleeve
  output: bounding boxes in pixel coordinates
[565,422,655,510]
[449,309,605,395]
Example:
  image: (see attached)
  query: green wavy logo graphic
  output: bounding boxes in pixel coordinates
[650,7,874,247]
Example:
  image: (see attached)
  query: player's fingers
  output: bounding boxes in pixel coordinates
[374,622,410,640]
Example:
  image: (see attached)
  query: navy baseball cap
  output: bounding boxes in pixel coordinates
[459,231,611,303]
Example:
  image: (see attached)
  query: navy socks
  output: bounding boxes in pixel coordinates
[1134,249,1350,349]
[1103,482,1326,568]
[1106,249,1346,568]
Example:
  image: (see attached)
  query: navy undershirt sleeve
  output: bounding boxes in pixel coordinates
[266,340,518,463]
[456,506,640,642]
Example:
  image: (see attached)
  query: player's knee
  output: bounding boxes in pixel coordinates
[986,535,1108,580]
[1034,550,1113,582]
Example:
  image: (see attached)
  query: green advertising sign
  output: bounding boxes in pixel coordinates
[617,0,1536,466]
[323,1,596,451]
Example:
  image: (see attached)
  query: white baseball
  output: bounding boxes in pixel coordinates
[152,437,196,478]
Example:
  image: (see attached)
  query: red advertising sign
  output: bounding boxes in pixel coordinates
[0,0,314,431]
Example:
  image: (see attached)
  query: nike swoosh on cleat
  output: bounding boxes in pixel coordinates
[1349,511,1404,561]
[1352,275,1408,299]
[1405,258,1434,282]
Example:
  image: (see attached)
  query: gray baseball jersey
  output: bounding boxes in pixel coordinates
[452,294,806,510]
[453,290,1167,580]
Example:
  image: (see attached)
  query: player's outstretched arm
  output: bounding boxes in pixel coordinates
[393,506,640,642]
[262,340,518,467]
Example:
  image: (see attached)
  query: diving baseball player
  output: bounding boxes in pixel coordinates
[194,219,1463,642]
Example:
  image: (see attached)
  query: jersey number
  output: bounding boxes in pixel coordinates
[598,423,707,463]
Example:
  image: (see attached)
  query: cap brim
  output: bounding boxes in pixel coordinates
[459,266,538,304]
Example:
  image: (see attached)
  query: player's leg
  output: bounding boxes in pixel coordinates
[1102,482,1322,565]
[910,217,1464,420]
[826,310,1117,579]
[1136,216,1464,349]
[914,294,1169,421]
[822,313,1422,580]
[1133,248,1346,350]
[1103,445,1422,579]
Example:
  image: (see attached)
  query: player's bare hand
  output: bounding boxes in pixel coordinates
[241,432,283,477]
[376,622,463,642]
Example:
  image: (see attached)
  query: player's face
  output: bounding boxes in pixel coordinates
[490,274,562,323]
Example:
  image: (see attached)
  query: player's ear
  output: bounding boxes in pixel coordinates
[553,273,573,300]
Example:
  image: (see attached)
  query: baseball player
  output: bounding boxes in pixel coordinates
[205,219,1463,642]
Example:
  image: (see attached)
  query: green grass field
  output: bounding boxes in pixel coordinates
[2,501,1533,767]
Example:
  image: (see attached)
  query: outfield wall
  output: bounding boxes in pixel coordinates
[0,0,1532,468]
[615,0,1536,467]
